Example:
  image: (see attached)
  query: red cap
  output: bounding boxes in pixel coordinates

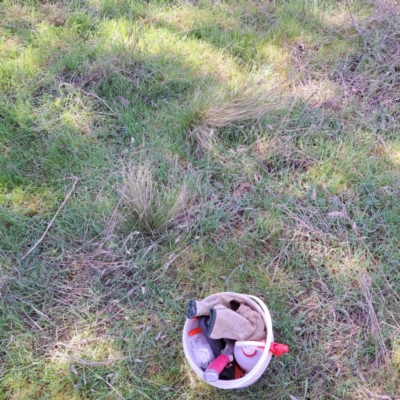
[270,342,289,357]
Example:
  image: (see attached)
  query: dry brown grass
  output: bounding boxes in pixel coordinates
[251,135,314,175]
[199,83,283,128]
[119,161,196,235]
[188,80,285,151]
[359,270,390,366]
[330,1,400,122]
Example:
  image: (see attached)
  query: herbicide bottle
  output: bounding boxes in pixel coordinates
[234,341,265,373]
[234,341,289,373]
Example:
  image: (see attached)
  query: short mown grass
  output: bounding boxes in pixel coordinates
[1,0,400,399]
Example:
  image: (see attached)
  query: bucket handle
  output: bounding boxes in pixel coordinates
[236,341,289,356]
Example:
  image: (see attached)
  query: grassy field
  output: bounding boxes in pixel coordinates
[1,0,400,398]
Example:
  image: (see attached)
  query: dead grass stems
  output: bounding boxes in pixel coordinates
[117,160,201,236]
[21,177,79,260]
[188,80,286,152]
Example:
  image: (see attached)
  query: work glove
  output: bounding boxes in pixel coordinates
[186,296,266,341]
[236,303,266,341]
[207,304,257,341]
[186,296,244,319]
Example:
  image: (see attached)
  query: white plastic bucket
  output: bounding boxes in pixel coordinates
[182,292,274,389]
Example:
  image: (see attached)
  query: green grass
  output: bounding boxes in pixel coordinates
[1,0,400,399]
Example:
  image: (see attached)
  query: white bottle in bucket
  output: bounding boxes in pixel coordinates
[234,341,266,373]
[188,332,215,369]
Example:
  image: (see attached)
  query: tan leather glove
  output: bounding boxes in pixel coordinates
[236,303,266,341]
[207,304,257,341]
[186,296,266,341]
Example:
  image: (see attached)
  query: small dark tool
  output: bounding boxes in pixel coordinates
[197,316,223,358]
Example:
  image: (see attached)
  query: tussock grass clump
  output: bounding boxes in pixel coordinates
[185,80,285,151]
[119,160,199,235]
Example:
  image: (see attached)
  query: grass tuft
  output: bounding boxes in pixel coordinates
[119,160,200,235]
[186,79,285,151]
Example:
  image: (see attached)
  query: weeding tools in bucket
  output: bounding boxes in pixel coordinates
[183,293,289,388]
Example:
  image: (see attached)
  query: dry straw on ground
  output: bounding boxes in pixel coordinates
[119,161,195,235]
[188,80,285,151]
